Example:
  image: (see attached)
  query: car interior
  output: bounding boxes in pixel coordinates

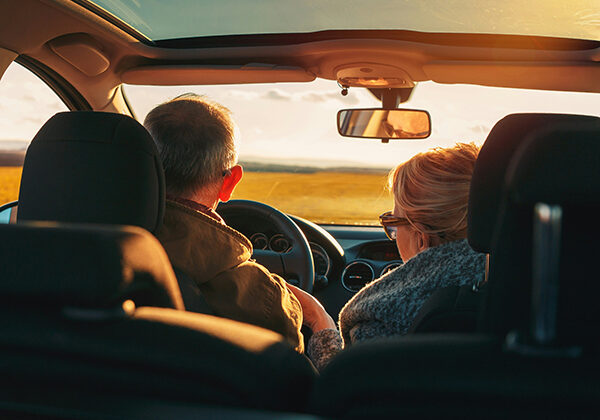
[0,0,599,418]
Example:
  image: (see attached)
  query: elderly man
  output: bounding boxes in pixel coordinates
[144,94,303,352]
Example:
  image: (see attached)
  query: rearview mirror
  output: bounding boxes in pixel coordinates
[337,109,431,140]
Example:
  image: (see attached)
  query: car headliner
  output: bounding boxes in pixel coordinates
[0,0,598,115]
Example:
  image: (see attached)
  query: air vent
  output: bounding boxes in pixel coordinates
[381,262,402,276]
[342,261,375,292]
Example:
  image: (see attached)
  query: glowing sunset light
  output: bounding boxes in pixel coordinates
[1,62,599,170]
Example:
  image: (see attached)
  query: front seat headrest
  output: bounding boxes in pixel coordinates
[481,121,600,343]
[467,113,600,253]
[0,223,184,311]
[17,111,165,233]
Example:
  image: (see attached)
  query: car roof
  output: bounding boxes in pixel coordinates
[0,0,598,113]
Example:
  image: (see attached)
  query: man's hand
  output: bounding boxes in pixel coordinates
[287,284,337,333]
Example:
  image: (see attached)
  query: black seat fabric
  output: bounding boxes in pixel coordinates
[0,223,316,413]
[0,223,183,310]
[15,111,213,315]
[0,306,316,413]
[467,113,600,335]
[17,111,165,233]
[408,284,481,333]
[310,334,600,419]
[482,122,600,342]
[468,113,600,253]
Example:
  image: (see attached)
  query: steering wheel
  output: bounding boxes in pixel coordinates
[217,199,314,293]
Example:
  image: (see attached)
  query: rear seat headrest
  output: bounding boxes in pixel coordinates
[0,223,184,310]
[18,111,165,233]
[467,113,600,253]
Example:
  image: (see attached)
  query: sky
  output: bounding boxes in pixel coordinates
[1,62,599,169]
[93,0,600,42]
[126,78,600,168]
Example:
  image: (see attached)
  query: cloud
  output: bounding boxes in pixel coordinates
[220,86,363,106]
[259,89,361,105]
[300,92,326,102]
[264,89,292,101]
[298,91,361,105]
[468,124,489,134]
[22,116,46,124]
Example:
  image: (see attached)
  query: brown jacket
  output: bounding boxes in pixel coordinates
[156,200,304,352]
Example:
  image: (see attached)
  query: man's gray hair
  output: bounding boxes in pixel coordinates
[144,93,237,197]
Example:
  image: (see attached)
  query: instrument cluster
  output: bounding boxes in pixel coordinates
[249,232,331,278]
[249,232,291,253]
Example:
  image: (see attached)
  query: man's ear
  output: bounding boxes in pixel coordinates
[218,164,243,202]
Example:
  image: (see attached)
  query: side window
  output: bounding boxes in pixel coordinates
[0,62,68,212]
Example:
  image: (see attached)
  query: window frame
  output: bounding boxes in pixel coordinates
[15,55,92,112]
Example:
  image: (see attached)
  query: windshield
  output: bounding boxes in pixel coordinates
[124,80,600,225]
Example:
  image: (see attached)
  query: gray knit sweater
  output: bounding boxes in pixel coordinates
[307,239,485,370]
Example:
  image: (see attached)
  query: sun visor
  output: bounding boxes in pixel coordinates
[121,64,315,85]
[424,62,600,93]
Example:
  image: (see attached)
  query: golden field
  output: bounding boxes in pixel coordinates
[233,171,391,225]
[0,167,391,225]
[0,166,22,205]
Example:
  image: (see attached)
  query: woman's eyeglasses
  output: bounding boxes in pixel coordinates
[379,211,410,240]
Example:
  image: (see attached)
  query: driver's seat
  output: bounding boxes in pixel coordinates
[17,111,210,313]
[18,111,165,232]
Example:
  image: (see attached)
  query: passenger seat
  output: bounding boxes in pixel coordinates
[409,113,600,334]
[310,118,600,418]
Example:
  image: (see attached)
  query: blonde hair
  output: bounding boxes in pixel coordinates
[388,142,479,245]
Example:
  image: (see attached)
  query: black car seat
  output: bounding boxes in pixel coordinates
[407,283,479,333]
[409,113,600,334]
[0,222,316,417]
[18,111,165,232]
[310,119,600,418]
[17,111,210,313]
[484,120,600,341]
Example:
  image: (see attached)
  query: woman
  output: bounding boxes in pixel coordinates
[290,142,486,370]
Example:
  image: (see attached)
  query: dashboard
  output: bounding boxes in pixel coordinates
[247,231,331,283]
[218,205,403,320]
[313,222,403,318]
